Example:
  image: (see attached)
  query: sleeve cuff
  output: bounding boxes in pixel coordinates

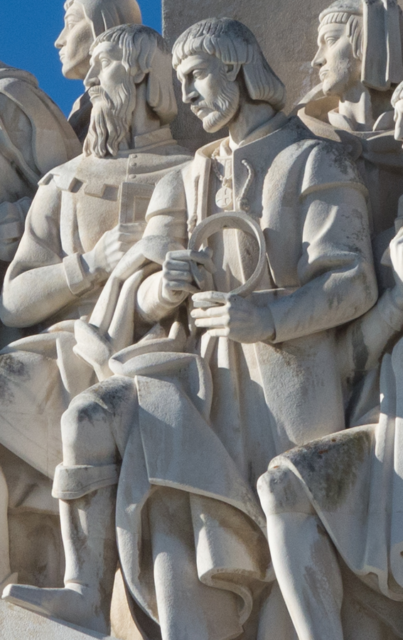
[63,253,93,296]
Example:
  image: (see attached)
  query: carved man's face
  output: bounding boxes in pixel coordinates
[83,41,138,157]
[85,41,131,99]
[312,21,362,97]
[55,1,94,80]
[176,52,240,133]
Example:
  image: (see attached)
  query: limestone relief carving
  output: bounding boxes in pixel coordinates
[57,0,142,143]
[2,4,403,640]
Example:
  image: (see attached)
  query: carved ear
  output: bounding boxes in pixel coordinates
[225,63,241,82]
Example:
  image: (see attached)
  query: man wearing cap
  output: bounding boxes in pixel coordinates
[300,0,403,244]
[55,0,142,142]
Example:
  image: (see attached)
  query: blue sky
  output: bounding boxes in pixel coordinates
[1,0,162,117]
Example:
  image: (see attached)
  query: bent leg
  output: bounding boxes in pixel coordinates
[3,377,137,634]
[258,466,344,640]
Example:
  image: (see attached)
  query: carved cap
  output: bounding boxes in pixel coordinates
[319,0,363,21]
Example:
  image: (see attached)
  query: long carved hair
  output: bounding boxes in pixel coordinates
[172,17,286,111]
[92,24,178,124]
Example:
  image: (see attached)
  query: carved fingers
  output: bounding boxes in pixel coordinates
[83,222,145,280]
[191,292,275,343]
[161,248,215,305]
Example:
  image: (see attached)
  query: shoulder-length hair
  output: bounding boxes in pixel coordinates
[172,18,286,111]
[93,24,178,124]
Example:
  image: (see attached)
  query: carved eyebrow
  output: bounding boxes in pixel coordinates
[65,8,83,21]
[177,61,208,81]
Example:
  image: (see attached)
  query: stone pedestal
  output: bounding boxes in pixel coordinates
[0,599,116,640]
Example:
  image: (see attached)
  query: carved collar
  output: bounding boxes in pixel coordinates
[131,125,176,152]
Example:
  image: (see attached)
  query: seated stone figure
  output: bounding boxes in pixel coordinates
[257,235,403,640]
[298,0,403,246]
[0,60,80,311]
[250,80,403,640]
[0,58,81,593]
[0,24,190,593]
[3,18,383,640]
[56,0,142,143]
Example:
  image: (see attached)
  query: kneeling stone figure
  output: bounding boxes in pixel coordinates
[5,16,397,640]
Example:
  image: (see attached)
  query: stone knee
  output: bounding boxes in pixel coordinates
[257,464,314,517]
[61,389,118,467]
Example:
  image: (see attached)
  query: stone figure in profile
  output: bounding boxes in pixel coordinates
[56,0,142,142]
[3,18,382,639]
[0,61,81,299]
[299,0,403,243]
[0,24,190,597]
[0,60,81,593]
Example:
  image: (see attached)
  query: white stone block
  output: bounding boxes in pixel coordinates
[0,599,117,640]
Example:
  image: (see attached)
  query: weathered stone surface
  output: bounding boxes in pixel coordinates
[163,0,403,149]
[0,599,116,640]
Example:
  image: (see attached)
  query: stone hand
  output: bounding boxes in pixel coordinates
[82,222,145,281]
[191,291,275,343]
[161,248,215,306]
[390,227,403,308]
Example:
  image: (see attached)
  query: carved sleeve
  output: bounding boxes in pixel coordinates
[269,184,378,343]
[0,179,77,327]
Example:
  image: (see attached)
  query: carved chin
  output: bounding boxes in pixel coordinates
[202,111,230,133]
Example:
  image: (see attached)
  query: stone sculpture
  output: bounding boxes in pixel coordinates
[299,0,403,243]
[0,23,190,601]
[56,0,142,142]
[0,59,81,597]
[3,17,386,640]
[0,61,81,314]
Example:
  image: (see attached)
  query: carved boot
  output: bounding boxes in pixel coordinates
[258,467,344,640]
[2,485,118,635]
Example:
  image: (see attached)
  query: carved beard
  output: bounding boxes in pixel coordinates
[193,74,240,133]
[84,81,137,158]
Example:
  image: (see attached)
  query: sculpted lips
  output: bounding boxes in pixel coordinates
[191,104,211,117]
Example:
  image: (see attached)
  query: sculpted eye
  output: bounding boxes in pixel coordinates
[325,37,338,46]
[100,58,111,68]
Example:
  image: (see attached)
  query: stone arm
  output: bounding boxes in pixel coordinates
[268,186,378,343]
[135,169,189,323]
[0,94,38,264]
[0,180,80,328]
[337,227,403,385]
[336,289,403,388]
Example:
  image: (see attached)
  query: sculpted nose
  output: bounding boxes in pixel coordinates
[312,48,325,69]
[84,68,99,89]
[55,27,67,49]
[182,83,198,105]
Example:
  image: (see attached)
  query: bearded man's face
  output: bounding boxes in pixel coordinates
[83,41,137,157]
[176,52,241,133]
